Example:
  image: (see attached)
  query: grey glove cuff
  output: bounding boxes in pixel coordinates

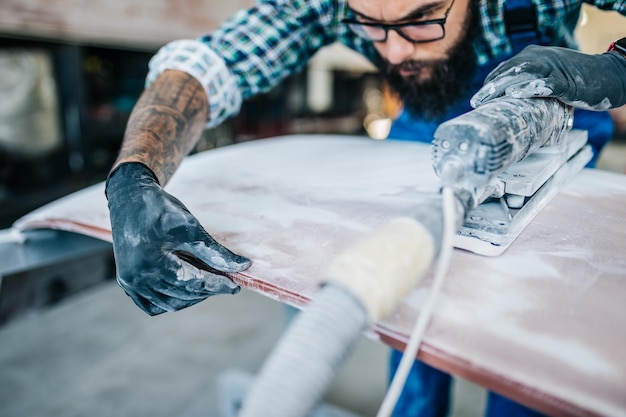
[605,51,626,108]
[105,162,160,201]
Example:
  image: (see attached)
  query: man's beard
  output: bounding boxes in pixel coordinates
[381,3,479,120]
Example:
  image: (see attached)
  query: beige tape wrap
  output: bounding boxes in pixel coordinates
[327,217,435,323]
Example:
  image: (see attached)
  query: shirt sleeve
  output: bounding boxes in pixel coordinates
[585,0,626,14]
[145,0,341,128]
[145,40,242,128]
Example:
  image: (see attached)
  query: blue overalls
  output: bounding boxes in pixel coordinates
[387,1,614,416]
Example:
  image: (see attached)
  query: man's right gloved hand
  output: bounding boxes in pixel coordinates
[105,162,252,316]
[471,45,626,111]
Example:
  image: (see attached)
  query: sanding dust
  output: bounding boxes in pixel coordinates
[327,217,435,322]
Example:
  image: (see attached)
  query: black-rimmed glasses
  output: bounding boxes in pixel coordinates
[342,0,456,43]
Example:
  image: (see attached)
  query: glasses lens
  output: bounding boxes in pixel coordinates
[399,24,444,42]
[347,23,387,41]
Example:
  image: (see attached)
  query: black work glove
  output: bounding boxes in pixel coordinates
[471,45,626,111]
[105,162,251,315]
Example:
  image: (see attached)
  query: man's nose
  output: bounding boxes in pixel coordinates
[385,30,415,65]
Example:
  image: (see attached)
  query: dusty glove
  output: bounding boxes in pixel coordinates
[471,45,626,111]
[105,162,251,315]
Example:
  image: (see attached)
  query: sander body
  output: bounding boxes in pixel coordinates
[432,97,592,255]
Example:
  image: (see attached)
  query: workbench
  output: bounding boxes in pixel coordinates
[0,229,113,324]
[10,135,626,417]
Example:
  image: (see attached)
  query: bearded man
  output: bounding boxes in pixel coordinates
[105,1,625,415]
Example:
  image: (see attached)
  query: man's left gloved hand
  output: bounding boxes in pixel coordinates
[105,162,251,316]
[471,45,626,111]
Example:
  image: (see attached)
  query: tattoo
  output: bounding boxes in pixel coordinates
[115,70,209,185]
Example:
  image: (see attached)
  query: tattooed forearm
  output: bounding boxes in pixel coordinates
[114,70,209,185]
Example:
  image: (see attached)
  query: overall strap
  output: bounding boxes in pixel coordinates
[504,0,550,54]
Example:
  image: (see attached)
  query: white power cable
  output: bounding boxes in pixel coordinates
[376,186,457,417]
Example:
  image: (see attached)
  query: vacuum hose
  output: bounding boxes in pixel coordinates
[238,217,438,417]
[237,284,367,417]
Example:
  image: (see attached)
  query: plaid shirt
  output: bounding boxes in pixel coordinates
[146,0,626,128]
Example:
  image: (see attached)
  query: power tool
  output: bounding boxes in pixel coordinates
[432,96,592,255]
